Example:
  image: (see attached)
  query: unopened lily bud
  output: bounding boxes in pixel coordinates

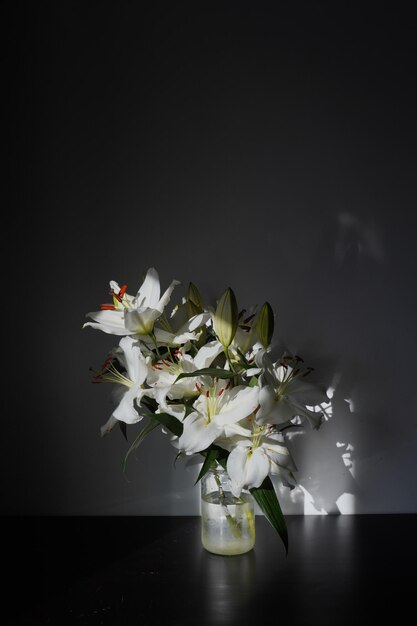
[187,282,204,311]
[213,287,238,348]
[186,298,202,319]
[256,302,274,349]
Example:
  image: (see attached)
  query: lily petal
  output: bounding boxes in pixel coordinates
[112,385,142,424]
[84,310,132,335]
[83,321,134,336]
[119,337,148,385]
[135,267,160,308]
[256,385,276,422]
[193,340,223,370]
[100,415,118,437]
[245,447,270,490]
[184,312,211,332]
[215,386,259,425]
[124,308,160,335]
[153,386,186,420]
[156,279,181,313]
[255,350,276,387]
[223,421,253,438]
[177,412,222,454]
[257,396,297,425]
[226,445,249,497]
[153,327,198,346]
[288,379,329,406]
[86,309,125,326]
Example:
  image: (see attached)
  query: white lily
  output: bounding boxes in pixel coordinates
[225,426,296,497]
[228,306,265,366]
[95,336,151,435]
[146,303,211,347]
[176,381,259,455]
[231,308,258,355]
[256,352,328,429]
[147,340,224,419]
[83,268,180,336]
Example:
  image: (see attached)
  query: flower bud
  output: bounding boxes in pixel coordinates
[256,302,274,349]
[213,287,238,348]
[187,282,204,311]
[186,298,203,319]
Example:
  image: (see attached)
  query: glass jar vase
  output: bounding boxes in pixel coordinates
[200,467,255,555]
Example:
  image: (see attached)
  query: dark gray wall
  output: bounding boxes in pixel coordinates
[5,2,416,515]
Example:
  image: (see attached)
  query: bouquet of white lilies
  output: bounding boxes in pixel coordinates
[84,267,328,551]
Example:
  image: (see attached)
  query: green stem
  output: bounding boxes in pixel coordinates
[224,346,238,387]
[149,332,161,357]
[224,346,235,372]
[213,471,225,498]
[213,470,242,539]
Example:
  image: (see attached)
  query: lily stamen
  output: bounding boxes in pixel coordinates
[112,283,128,303]
[302,367,314,377]
[244,313,256,324]
[91,362,133,388]
[101,356,113,371]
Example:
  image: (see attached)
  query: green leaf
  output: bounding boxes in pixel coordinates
[123,419,159,472]
[236,347,251,366]
[216,456,227,470]
[141,395,159,413]
[248,375,259,387]
[210,444,229,469]
[174,368,235,383]
[195,448,219,484]
[151,412,183,437]
[250,476,288,554]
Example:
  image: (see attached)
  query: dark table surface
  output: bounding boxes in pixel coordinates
[3,515,416,625]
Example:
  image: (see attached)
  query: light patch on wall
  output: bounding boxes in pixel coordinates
[326,385,336,399]
[299,485,328,515]
[336,492,355,514]
[305,383,336,423]
[336,441,355,477]
[306,398,333,421]
[344,397,355,413]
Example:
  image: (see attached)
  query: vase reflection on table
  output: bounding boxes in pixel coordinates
[201,467,255,555]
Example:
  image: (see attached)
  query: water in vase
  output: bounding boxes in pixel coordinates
[201,490,255,556]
